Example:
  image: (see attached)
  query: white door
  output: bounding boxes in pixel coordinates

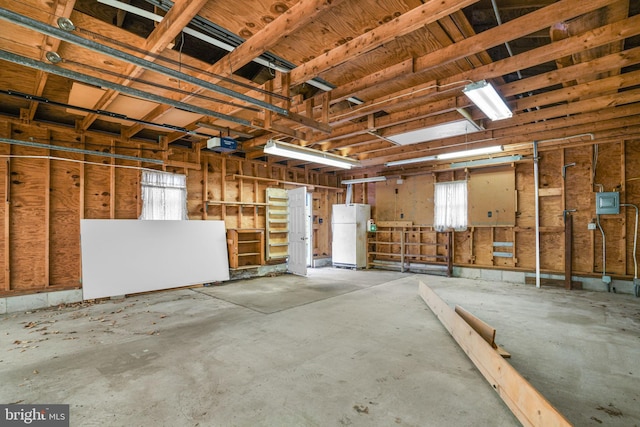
[287,186,308,276]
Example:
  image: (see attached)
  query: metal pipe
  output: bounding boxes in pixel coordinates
[596,213,609,288]
[562,162,576,179]
[533,141,541,288]
[0,7,288,116]
[0,50,252,127]
[490,0,523,80]
[621,203,639,279]
[0,137,164,164]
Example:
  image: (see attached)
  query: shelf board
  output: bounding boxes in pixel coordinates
[238,240,261,244]
[207,200,268,207]
[238,252,261,257]
[227,174,343,192]
[367,251,402,256]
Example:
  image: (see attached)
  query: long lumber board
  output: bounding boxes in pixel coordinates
[419,281,572,427]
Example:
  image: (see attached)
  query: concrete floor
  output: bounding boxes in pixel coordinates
[1,268,638,426]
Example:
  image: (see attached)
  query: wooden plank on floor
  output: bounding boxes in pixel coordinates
[419,281,572,427]
[454,305,496,347]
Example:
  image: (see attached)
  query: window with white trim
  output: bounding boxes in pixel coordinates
[434,180,467,231]
[139,170,188,220]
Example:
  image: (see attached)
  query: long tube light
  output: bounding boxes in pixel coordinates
[384,145,503,167]
[264,140,360,169]
[449,155,523,168]
[437,145,503,160]
[341,176,387,185]
[462,80,512,121]
[385,155,437,167]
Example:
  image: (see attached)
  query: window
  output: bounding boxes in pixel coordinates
[139,171,187,220]
[434,180,467,231]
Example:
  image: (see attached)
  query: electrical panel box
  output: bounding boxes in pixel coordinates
[595,192,620,215]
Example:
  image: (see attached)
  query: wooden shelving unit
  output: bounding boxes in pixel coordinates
[227,228,265,269]
[265,188,289,261]
[367,225,452,276]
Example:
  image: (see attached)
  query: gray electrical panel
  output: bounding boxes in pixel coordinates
[595,192,620,215]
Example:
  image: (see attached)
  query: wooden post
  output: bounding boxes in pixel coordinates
[237,159,244,228]
[447,231,453,277]
[109,139,116,219]
[44,131,50,287]
[564,213,573,290]
[2,122,10,291]
[136,142,142,218]
[202,157,208,220]
[221,157,227,221]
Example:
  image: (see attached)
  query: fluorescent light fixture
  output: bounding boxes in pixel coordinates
[384,145,503,167]
[437,145,503,160]
[449,155,523,169]
[264,140,360,169]
[385,155,437,167]
[388,120,482,145]
[341,176,387,185]
[463,80,512,121]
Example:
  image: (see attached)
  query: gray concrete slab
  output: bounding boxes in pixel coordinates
[200,268,412,313]
[0,268,638,426]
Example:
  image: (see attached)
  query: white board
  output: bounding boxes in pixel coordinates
[80,220,229,299]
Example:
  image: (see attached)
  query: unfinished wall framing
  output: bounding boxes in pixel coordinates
[349,138,640,281]
[0,118,340,296]
[2,113,639,296]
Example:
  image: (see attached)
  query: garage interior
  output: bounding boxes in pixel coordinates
[0,0,639,425]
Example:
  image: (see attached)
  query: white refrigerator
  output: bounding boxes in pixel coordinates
[332,204,371,268]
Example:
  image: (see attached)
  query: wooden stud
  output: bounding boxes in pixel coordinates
[79,134,85,283]
[44,130,50,287]
[136,142,142,218]
[252,163,259,226]
[621,140,627,275]
[565,213,573,290]
[79,134,85,220]
[202,157,208,220]
[2,122,10,291]
[221,157,226,221]
[238,159,244,227]
[110,139,116,219]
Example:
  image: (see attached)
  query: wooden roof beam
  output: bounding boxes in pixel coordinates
[79,0,209,130]
[206,0,348,76]
[23,0,76,121]
[360,102,640,165]
[440,14,640,88]
[288,0,482,87]
[292,0,618,117]
[325,14,640,146]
